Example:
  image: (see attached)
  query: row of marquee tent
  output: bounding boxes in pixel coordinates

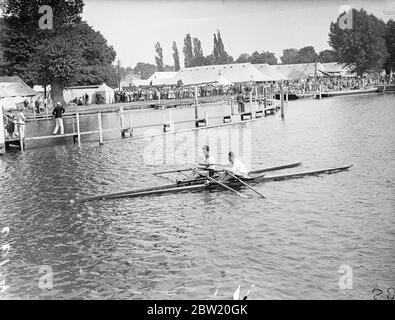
[122,62,355,88]
[0,62,355,110]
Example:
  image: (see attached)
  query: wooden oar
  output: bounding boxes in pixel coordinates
[225,171,266,199]
[154,167,195,175]
[205,175,249,198]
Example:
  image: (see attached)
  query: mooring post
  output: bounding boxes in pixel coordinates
[270,83,274,104]
[18,125,24,152]
[319,83,322,100]
[129,112,133,135]
[169,108,172,131]
[263,86,267,110]
[249,91,253,112]
[230,96,234,115]
[194,85,199,126]
[119,106,125,129]
[97,112,103,145]
[76,112,81,147]
[0,106,6,154]
[280,86,284,119]
[286,86,289,104]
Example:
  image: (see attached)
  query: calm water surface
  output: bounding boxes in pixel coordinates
[0,93,394,299]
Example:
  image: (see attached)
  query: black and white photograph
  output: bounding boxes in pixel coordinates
[0,0,394,304]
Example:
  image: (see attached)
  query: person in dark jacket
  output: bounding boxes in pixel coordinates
[52,102,65,135]
[236,92,245,113]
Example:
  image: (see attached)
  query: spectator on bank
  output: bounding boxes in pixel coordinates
[236,92,245,113]
[84,93,89,105]
[15,108,26,139]
[35,99,40,114]
[5,111,15,139]
[52,102,65,135]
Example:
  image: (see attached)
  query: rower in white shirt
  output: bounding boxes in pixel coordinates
[181,145,216,182]
[200,145,216,175]
[219,151,249,182]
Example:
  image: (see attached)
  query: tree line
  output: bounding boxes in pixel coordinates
[0,0,118,103]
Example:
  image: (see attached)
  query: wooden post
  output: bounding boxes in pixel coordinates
[270,83,273,104]
[18,125,24,152]
[249,91,253,112]
[0,105,5,154]
[280,86,284,119]
[158,89,161,105]
[119,106,124,129]
[230,96,234,115]
[286,87,289,104]
[162,105,166,124]
[319,83,322,99]
[76,112,81,147]
[205,111,208,126]
[194,85,198,124]
[97,112,103,145]
[263,86,267,110]
[169,108,172,131]
[129,112,133,134]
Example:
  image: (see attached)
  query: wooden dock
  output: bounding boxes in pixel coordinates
[2,97,283,152]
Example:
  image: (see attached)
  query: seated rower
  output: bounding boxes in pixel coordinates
[219,151,249,182]
[199,145,216,177]
[180,145,216,182]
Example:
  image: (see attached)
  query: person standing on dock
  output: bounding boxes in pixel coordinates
[52,102,65,135]
[15,108,26,139]
[236,91,245,113]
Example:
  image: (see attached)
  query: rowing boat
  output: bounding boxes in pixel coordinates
[73,163,352,203]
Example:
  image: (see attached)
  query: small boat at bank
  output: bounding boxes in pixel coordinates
[73,162,352,203]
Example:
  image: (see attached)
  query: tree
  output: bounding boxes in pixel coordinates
[384,19,395,75]
[236,53,250,63]
[212,30,233,65]
[280,48,299,64]
[297,46,318,63]
[319,49,336,63]
[155,41,164,72]
[0,0,117,103]
[183,33,194,68]
[172,41,180,71]
[133,62,157,80]
[27,21,117,102]
[329,8,388,76]
[193,37,206,66]
[0,0,84,84]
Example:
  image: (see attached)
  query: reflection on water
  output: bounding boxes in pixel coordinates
[0,93,394,299]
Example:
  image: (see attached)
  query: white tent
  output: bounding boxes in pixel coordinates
[253,64,288,81]
[174,63,272,86]
[147,72,178,86]
[64,83,114,104]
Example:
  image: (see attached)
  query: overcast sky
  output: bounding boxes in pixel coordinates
[83,0,394,68]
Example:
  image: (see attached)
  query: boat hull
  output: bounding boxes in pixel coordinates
[74,164,352,203]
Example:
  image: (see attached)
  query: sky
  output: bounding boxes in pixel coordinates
[80,0,395,68]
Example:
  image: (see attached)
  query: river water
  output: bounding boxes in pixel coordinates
[0,93,394,300]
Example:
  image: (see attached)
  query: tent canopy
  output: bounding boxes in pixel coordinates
[253,64,288,81]
[273,63,326,80]
[0,76,38,97]
[147,72,178,86]
[174,63,272,86]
